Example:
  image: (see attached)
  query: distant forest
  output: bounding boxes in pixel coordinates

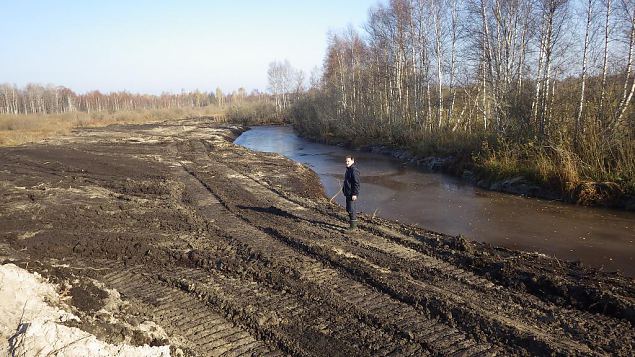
[0,84,265,115]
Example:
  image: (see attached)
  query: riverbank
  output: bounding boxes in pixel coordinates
[291,125,635,211]
[364,143,635,210]
[2,118,633,355]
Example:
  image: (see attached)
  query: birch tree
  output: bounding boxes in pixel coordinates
[575,0,595,147]
[267,60,304,113]
[613,0,635,133]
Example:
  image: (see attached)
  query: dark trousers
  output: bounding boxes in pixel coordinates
[345,196,357,221]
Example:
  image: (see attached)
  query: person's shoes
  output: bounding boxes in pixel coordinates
[347,220,357,232]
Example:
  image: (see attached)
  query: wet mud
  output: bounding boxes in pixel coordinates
[1,118,633,356]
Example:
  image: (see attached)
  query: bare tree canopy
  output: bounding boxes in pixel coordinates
[267,60,305,113]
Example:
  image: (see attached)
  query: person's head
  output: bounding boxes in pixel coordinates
[345,155,355,167]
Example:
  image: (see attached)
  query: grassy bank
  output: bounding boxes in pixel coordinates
[225,100,284,125]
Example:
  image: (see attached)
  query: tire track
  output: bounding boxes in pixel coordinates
[100,267,280,356]
[160,266,427,357]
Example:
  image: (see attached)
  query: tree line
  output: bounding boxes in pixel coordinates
[293,0,635,193]
[0,83,267,115]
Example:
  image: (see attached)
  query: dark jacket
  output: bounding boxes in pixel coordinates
[342,164,360,197]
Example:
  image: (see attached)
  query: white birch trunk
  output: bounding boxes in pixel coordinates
[575,0,593,146]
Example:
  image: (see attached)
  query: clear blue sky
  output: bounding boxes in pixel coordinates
[1,0,380,94]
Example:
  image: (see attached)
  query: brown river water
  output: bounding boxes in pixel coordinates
[235,126,635,277]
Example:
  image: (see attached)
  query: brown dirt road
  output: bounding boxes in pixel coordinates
[1,118,633,356]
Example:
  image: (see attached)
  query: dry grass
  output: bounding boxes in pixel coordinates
[225,100,281,125]
[477,137,635,197]
[0,106,225,146]
[477,140,583,190]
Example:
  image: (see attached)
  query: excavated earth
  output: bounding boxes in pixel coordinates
[1,118,634,356]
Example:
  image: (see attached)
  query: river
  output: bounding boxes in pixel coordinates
[235,125,635,276]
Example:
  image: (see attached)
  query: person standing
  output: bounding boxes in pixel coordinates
[342,155,360,231]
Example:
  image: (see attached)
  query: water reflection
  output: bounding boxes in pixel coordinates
[235,126,635,276]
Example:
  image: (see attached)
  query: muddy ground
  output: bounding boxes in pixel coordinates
[1,118,633,356]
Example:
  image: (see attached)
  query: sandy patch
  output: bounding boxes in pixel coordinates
[0,264,170,356]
